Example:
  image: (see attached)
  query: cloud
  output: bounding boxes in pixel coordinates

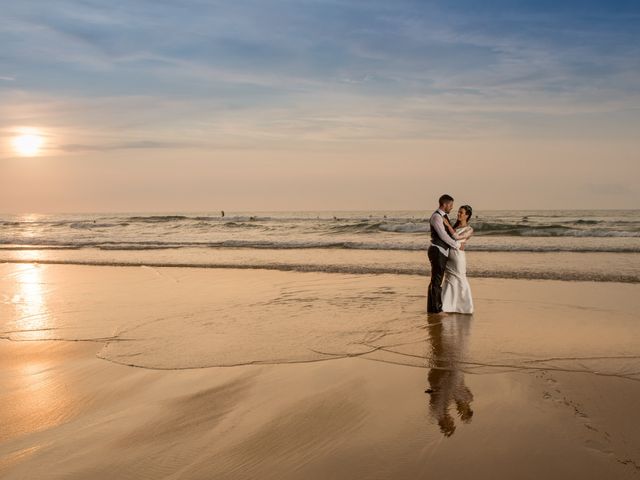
[58,140,193,152]
[0,0,639,145]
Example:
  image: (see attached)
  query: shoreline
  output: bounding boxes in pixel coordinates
[2,247,638,283]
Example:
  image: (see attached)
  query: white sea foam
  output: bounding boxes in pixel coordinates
[1,210,638,282]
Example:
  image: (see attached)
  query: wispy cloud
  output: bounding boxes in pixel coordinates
[58,140,192,152]
[1,0,639,148]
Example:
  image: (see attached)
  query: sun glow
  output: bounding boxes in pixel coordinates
[12,129,45,157]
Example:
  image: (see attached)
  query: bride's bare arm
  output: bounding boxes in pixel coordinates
[461,227,474,239]
[458,227,474,242]
[456,227,474,251]
[444,219,462,239]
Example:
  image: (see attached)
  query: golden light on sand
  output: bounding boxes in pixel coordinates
[11,129,45,157]
[14,264,48,335]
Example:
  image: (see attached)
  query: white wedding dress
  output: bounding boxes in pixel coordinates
[441,226,474,314]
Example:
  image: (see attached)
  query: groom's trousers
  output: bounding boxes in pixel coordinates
[427,246,448,313]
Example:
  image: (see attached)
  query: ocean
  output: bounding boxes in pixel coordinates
[1,210,639,283]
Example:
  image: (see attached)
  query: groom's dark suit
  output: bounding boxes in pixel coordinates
[427,210,458,313]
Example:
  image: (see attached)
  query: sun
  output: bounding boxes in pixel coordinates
[12,129,45,157]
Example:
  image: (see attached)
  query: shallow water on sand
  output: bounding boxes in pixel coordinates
[1,264,639,381]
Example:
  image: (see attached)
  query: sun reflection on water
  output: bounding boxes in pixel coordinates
[13,264,49,335]
[0,264,79,441]
[14,249,45,263]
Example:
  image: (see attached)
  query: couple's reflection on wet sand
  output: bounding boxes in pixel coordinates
[425,314,474,437]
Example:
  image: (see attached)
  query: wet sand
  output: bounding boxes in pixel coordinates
[2,246,638,283]
[1,263,639,479]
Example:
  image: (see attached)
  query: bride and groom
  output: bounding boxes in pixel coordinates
[427,194,474,315]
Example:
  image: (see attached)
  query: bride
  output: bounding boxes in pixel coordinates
[442,205,474,314]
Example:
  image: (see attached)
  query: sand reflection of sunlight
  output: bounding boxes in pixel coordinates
[7,353,76,441]
[14,264,49,335]
[1,264,77,442]
[14,249,45,263]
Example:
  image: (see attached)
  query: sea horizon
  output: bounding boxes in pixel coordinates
[3,208,640,215]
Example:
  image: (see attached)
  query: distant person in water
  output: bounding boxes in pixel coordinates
[221,210,225,218]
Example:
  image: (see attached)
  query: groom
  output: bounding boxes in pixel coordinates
[427,194,461,314]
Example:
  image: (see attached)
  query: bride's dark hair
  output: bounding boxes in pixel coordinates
[453,205,473,229]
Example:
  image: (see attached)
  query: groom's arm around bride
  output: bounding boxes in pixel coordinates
[427,194,461,314]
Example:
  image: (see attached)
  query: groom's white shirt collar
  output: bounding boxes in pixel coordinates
[437,208,446,216]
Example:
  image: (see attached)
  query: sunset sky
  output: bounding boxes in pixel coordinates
[1,0,639,212]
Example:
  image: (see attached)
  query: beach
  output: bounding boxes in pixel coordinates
[1,263,639,479]
[3,0,639,476]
